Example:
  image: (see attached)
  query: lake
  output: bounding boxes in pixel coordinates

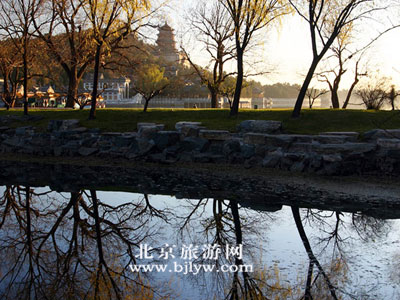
[0,162,399,299]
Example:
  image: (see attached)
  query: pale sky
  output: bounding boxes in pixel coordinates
[160,0,400,90]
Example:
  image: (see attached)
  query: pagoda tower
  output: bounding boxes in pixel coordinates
[155,22,180,64]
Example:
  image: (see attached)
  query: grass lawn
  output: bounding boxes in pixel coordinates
[1,108,400,134]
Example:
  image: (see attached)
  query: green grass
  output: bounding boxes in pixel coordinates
[1,108,400,134]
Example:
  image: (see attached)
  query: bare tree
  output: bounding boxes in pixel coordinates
[289,0,382,118]
[0,0,43,115]
[32,0,97,108]
[305,86,328,109]
[84,0,151,120]
[356,73,392,110]
[220,0,288,116]
[184,0,235,108]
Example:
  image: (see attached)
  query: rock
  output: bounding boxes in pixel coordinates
[319,131,359,141]
[181,137,209,152]
[137,122,165,131]
[223,139,241,155]
[243,133,269,145]
[240,144,255,159]
[175,121,202,131]
[15,126,34,135]
[313,135,355,144]
[322,154,342,163]
[238,120,282,134]
[289,142,313,153]
[138,125,160,139]
[179,125,201,138]
[199,130,231,141]
[153,131,180,150]
[78,147,98,156]
[262,149,283,168]
[363,129,400,141]
[376,138,400,149]
[313,143,376,154]
[48,119,80,132]
[137,138,156,155]
[3,137,21,147]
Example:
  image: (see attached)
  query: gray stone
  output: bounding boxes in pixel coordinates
[138,125,159,139]
[319,131,359,141]
[376,138,400,149]
[181,137,209,152]
[78,147,98,156]
[223,139,241,155]
[262,149,283,168]
[3,137,21,147]
[15,126,34,135]
[48,119,80,132]
[322,154,342,163]
[363,129,400,141]
[137,138,156,155]
[199,130,231,141]
[240,144,255,159]
[175,121,202,131]
[153,131,180,150]
[313,135,355,144]
[179,125,201,138]
[243,133,269,145]
[289,142,313,153]
[238,120,282,134]
[313,143,376,154]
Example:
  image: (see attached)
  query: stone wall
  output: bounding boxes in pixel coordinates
[1,119,400,176]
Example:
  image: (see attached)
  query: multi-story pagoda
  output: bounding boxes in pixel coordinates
[154,22,188,76]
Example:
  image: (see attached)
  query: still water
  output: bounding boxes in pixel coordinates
[0,186,399,299]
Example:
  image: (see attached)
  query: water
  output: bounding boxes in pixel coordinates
[0,184,399,300]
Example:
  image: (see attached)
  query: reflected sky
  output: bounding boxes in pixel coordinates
[0,186,399,299]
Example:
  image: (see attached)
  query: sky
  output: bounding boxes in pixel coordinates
[159,0,400,90]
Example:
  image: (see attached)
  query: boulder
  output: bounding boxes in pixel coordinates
[313,135,356,144]
[238,120,282,134]
[181,137,209,152]
[199,130,231,141]
[223,139,241,155]
[363,129,400,141]
[48,119,80,132]
[175,121,202,131]
[153,131,180,150]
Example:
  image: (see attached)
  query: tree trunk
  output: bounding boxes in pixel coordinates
[292,59,319,118]
[89,44,102,120]
[210,89,218,108]
[23,37,28,116]
[331,80,340,109]
[143,98,150,112]
[66,71,79,108]
[230,51,244,116]
[342,78,359,109]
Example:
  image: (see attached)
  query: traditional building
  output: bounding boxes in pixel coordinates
[82,73,130,102]
[153,22,189,75]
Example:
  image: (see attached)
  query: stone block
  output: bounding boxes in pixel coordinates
[78,147,98,156]
[238,120,282,134]
[153,131,180,150]
[376,138,400,149]
[181,137,209,152]
[363,129,400,141]
[175,121,202,131]
[48,119,80,132]
[313,135,355,144]
[223,139,241,155]
[319,131,359,141]
[313,143,376,154]
[199,130,231,141]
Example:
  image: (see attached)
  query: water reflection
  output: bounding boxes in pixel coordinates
[0,186,399,299]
